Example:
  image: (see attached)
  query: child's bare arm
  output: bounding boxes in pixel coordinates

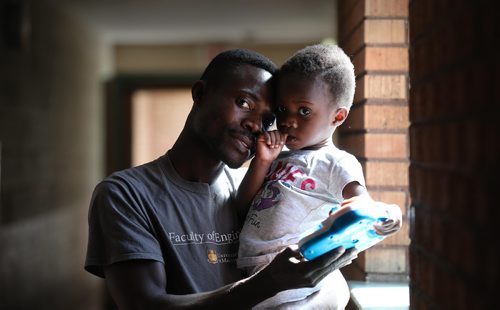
[235,131,287,219]
[342,181,402,236]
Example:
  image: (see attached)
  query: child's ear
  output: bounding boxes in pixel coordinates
[332,107,349,125]
[191,80,206,105]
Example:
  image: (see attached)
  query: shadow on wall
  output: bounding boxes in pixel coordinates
[1,1,106,309]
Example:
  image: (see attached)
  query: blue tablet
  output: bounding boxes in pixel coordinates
[298,205,389,261]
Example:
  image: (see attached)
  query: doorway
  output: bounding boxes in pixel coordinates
[105,75,197,174]
[131,88,192,166]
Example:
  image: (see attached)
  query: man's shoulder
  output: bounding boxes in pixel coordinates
[99,157,165,191]
[90,158,169,213]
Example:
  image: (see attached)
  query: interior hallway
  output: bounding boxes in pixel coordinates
[1,1,498,309]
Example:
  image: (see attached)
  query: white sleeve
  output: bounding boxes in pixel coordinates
[329,153,366,201]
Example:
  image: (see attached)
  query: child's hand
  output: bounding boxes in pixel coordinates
[372,202,402,236]
[255,130,287,163]
[341,195,402,236]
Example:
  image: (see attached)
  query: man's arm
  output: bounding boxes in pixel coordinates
[105,260,262,309]
[104,245,357,309]
[234,131,286,219]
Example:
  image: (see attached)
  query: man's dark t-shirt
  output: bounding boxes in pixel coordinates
[85,154,244,294]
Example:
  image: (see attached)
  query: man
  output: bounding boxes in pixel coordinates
[85,48,356,309]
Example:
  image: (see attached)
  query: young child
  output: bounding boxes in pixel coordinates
[234,44,402,308]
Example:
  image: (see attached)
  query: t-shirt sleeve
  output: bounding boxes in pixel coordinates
[85,180,163,278]
[330,153,366,201]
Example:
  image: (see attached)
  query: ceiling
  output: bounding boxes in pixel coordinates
[58,0,338,44]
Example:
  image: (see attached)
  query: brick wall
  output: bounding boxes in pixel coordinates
[409,1,499,309]
[337,0,410,282]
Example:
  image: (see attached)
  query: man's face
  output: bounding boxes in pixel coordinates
[193,65,275,168]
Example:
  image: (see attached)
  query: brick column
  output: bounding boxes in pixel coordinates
[409,1,499,308]
[337,0,410,282]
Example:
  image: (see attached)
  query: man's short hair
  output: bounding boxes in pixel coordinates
[200,48,278,86]
[279,44,355,109]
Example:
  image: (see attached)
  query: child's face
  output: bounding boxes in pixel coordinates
[276,73,337,151]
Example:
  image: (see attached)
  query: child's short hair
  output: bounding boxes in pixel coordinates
[200,48,277,87]
[279,44,355,109]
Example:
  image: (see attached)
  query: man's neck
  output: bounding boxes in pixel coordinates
[168,132,225,184]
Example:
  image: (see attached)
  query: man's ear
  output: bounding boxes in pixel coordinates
[332,107,349,125]
[191,80,206,105]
